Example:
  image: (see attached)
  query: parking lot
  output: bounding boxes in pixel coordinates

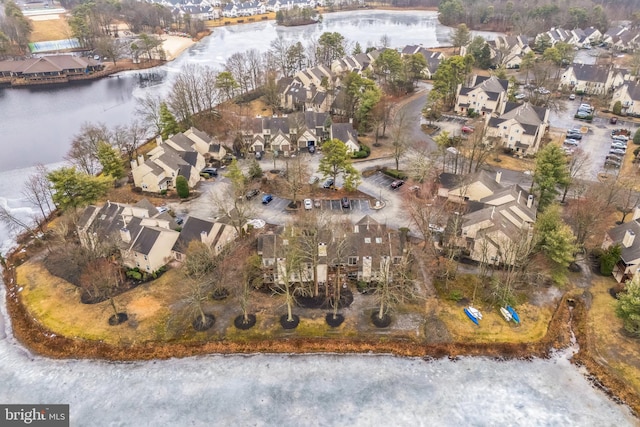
[550,101,640,180]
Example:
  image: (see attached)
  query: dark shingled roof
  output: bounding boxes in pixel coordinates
[172,216,215,253]
[571,64,609,84]
[607,219,640,263]
[131,227,161,255]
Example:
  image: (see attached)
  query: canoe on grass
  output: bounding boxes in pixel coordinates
[500,307,513,322]
[506,305,520,324]
[467,306,483,320]
[464,308,479,325]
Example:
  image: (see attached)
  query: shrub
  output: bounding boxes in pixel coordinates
[634,129,640,145]
[132,187,142,193]
[600,244,621,276]
[160,189,167,196]
[126,270,142,280]
[382,168,408,180]
[351,144,371,159]
[176,176,189,198]
[574,114,593,121]
[447,290,463,302]
[613,100,622,116]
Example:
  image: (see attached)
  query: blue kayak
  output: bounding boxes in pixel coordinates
[464,308,479,325]
[506,306,520,324]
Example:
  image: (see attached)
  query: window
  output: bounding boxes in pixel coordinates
[144,255,148,260]
[364,237,371,244]
[348,256,358,266]
[393,257,402,265]
[375,237,382,244]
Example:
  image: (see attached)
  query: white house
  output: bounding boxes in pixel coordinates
[486,102,549,156]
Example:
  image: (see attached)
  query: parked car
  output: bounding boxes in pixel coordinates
[390,180,405,189]
[246,189,260,200]
[428,224,445,233]
[308,145,316,154]
[304,198,313,210]
[308,176,320,185]
[322,178,334,189]
[537,87,551,94]
[175,217,184,225]
[461,126,475,133]
[569,94,576,100]
[566,132,582,140]
[255,151,263,160]
[341,197,350,209]
[611,142,627,150]
[576,111,590,118]
[610,117,618,124]
[261,194,273,204]
[612,134,629,142]
[606,154,623,162]
[201,167,218,177]
[604,159,621,168]
[564,139,579,146]
[610,149,626,156]
[514,93,526,100]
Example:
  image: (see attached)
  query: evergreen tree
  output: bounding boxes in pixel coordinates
[318,139,360,190]
[616,274,640,337]
[159,103,180,140]
[96,142,125,180]
[47,167,111,211]
[176,175,189,198]
[535,204,577,267]
[532,144,570,212]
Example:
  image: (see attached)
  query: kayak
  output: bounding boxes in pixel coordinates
[500,307,513,322]
[506,305,520,324]
[464,308,479,325]
[468,306,483,320]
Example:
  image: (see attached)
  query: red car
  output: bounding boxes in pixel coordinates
[461,126,475,133]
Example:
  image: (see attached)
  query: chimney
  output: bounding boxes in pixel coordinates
[137,155,145,166]
[495,171,502,183]
[130,159,138,169]
[120,228,131,243]
[200,230,208,243]
[632,206,640,221]
[623,229,636,248]
[491,206,495,220]
[517,190,522,204]
[527,195,534,208]
[156,135,163,145]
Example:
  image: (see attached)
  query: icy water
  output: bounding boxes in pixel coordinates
[0,10,637,426]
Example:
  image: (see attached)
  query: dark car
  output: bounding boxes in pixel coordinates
[322,178,334,189]
[341,197,350,209]
[610,117,618,124]
[566,132,582,140]
[262,194,273,204]
[390,180,405,189]
[308,145,316,154]
[255,151,263,160]
[201,167,218,177]
[604,159,621,168]
[246,189,260,200]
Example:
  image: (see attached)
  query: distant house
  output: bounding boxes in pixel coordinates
[486,102,549,155]
[602,209,640,283]
[172,216,238,261]
[257,215,407,285]
[559,63,627,95]
[537,27,578,47]
[439,171,536,266]
[400,45,444,79]
[241,111,332,154]
[130,130,208,193]
[0,55,103,84]
[454,75,510,117]
[487,35,532,69]
[77,200,180,273]
[610,81,640,116]
[330,122,359,153]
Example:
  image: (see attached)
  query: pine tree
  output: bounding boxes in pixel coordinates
[159,103,180,140]
[532,144,570,212]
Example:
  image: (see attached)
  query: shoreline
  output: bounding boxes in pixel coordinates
[2,249,639,418]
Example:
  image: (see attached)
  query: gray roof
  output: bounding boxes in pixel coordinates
[172,216,215,253]
[625,81,640,102]
[572,64,609,84]
[131,227,161,255]
[331,122,357,144]
[607,219,640,263]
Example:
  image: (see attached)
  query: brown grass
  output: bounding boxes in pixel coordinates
[29,16,72,43]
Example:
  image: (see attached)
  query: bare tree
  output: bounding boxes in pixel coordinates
[285,155,309,207]
[561,148,591,203]
[79,258,127,324]
[210,184,254,236]
[22,164,54,222]
[0,204,43,239]
[65,122,111,175]
[180,240,216,330]
[135,93,163,136]
[390,111,409,171]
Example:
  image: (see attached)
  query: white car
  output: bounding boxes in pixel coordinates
[304,198,313,210]
[611,142,627,150]
[515,93,526,100]
[564,139,579,146]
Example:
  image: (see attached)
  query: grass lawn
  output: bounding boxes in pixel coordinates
[588,276,640,396]
[29,16,72,43]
